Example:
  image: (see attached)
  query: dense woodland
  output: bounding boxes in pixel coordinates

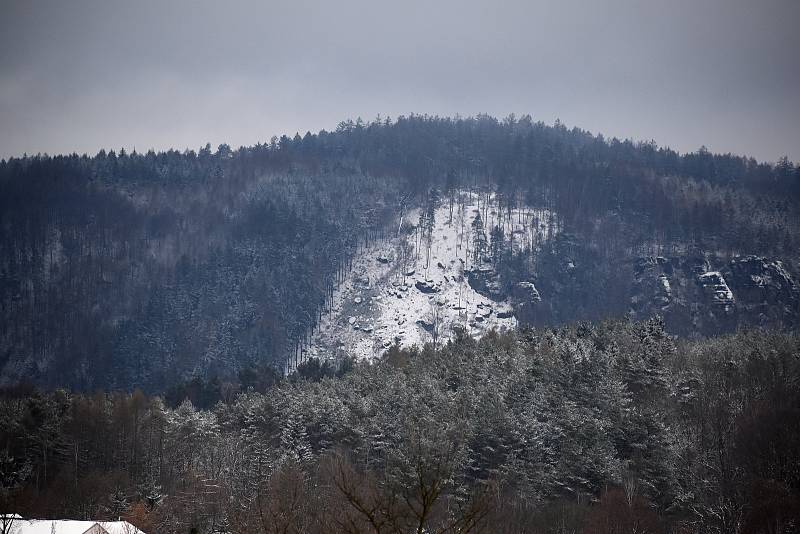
[2,115,799,390]
[1,322,798,533]
[1,116,799,533]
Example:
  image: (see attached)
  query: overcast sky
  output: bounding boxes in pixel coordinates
[1,0,798,162]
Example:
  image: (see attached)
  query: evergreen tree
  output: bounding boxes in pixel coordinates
[471,212,487,265]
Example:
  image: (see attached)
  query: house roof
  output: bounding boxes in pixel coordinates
[96,522,147,534]
[8,518,145,534]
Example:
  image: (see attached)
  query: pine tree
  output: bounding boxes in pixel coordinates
[489,225,505,265]
[279,409,313,465]
[109,487,130,518]
[471,212,487,265]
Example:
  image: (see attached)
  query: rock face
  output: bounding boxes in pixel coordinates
[697,271,735,312]
[415,279,440,294]
[495,308,514,319]
[309,190,797,363]
[305,191,543,362]
[508,281,541,322]
[512,281,541,303]
[728,256,797,301]
[416,318,435,333]
[631,257,675,314]
[726,256,799,325]
[629,253,799,335]
[467,266,505,301]
[471,229,800,336]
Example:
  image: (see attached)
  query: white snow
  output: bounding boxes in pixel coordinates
[659,275,671,293]
[10,519,146,534]
[304,190,559,364]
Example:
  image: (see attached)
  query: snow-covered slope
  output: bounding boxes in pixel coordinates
[304,191,558,364]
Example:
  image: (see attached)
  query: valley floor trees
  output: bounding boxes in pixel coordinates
[1,320,798,533]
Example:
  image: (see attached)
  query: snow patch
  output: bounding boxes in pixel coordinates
[306,191,558,362]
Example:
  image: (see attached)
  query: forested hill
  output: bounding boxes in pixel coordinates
[1,115,799,391]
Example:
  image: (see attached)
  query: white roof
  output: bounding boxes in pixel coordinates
[97,521,144,534]
[12,520,96,534]
[10,519,145,534]
[97,522,146,534]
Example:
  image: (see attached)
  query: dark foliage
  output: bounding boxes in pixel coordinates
[1,114,798,391]
[1,322,797,533]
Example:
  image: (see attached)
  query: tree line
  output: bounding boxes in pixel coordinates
[0,320,797,533]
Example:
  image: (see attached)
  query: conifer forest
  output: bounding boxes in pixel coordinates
[1,116,799,533]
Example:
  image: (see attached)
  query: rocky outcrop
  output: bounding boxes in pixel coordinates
[415,279,441,294]
[416,318,435,333]
[467,265,505,301]
[511,281,541,303]
[728,256,797,301]
[495,306,515,319]
[629,253,798,335]
[697,271,734,312]
[508,281,541,323]
[656,275,672,306]
[631,257,674,311]
[726,256,799,326]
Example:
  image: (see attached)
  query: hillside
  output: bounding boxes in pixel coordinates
[1,115,799,389]
[305,190,557,366]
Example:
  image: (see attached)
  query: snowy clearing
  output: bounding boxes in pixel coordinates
[305,191,558,364]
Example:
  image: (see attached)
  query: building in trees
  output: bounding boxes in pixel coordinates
[8,518,146,534]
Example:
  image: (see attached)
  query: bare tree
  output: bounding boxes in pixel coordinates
[426,301,443,350]
[252,462,314,534]
[323,434,491,534]
[324,452,404,534]
[0,514,21,534]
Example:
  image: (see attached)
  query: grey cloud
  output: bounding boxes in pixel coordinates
[1,0,798,161]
